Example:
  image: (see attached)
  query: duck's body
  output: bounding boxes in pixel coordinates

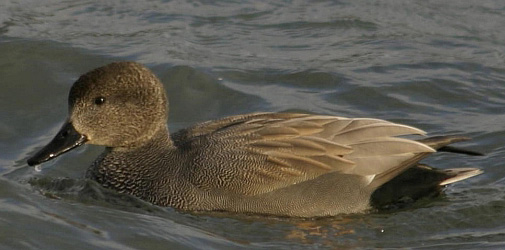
[28,62,482,217]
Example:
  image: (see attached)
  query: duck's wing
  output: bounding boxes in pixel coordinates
[172,113,434,196]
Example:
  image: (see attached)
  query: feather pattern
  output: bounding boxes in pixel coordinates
[175,112,432,196]
[29,62,483,217]
[31,62,482,217]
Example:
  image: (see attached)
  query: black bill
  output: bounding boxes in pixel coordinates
[27,121,87,166]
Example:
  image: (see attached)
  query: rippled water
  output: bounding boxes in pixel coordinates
[1,0,505,249]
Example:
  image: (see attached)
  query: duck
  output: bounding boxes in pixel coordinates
[27,62,483,217]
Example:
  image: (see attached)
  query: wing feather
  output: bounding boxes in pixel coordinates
[176,113,434,195]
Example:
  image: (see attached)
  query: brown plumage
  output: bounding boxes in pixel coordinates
[27,62,483,217]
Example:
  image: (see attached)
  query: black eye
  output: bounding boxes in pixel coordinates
[94,97,106,105]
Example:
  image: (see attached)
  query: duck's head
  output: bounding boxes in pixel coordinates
[27,62,168,166]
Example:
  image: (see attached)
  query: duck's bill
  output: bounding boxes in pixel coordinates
[27,122,87,166]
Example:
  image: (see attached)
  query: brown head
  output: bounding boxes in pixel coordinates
[28,62,169,165]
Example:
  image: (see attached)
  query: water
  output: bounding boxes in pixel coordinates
[1,0,505,249]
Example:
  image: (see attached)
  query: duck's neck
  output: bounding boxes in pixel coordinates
[113,124,174,152]
[86,124,177,200]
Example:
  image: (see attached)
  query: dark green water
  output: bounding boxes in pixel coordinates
[1,0,505,249]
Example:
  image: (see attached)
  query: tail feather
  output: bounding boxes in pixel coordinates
[439,168,483,185]
[438,146,484,156]
[371,135,483,210]
[417,135,484,156]
[371,164,483,210]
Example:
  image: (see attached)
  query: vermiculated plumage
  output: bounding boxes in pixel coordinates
[28,62,483,217]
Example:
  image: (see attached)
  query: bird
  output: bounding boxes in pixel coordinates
[27,62,483,217]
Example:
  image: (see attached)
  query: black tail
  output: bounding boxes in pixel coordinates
[371,164,482,210]
[417,136,484,156]
[371,135,483,210]
[438,146,484,156]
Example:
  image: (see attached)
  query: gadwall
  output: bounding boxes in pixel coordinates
[27,62,483,217]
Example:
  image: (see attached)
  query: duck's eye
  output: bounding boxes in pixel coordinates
[94,97,106,105]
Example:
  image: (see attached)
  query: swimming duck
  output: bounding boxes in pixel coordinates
[27,62,482,217]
